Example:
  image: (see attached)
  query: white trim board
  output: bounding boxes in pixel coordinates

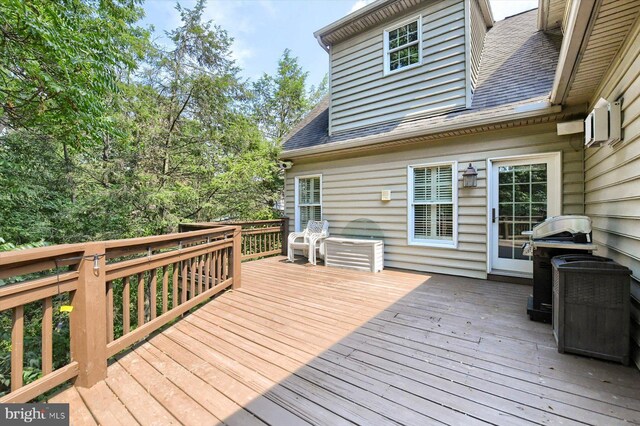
[464,0,473,108]
[486,152,563,275]
[406,161,459,249]
[294,174,323,232]
[383,15,423,77]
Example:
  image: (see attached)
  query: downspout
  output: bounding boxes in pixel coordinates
[315,34,332,136]
[315,34,329,53]
[582,133,586,216]
[328,45,333,137]
[537,0,549,31]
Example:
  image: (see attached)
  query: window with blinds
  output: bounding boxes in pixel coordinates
[409,164,457,246]
[296,176,322,230]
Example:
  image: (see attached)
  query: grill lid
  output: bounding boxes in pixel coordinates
[531,215,592,240]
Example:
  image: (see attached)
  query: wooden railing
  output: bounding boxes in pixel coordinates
[0,226,241,402]
[179,218,289,261]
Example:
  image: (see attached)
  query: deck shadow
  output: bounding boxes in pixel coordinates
[56,256,640,425]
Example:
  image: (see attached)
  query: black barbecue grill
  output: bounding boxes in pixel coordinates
[522,216,596,323]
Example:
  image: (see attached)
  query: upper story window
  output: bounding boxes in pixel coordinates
[408,162,458,248]
[384,16,422,75]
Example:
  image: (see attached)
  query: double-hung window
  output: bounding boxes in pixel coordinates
[384,17,422,75]
[295,175,322,231]
[408,163,458,247]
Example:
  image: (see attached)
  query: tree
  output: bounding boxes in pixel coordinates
[252,49,325,144]
[0,0,284,243]
[68,0,282,236]
[308,74,329,106]
[0,0,148,240]
[0,0,316,398]
[1,0,328,247]
[0,132,70,244]
[122,0,280,229]
[0,0,147,146]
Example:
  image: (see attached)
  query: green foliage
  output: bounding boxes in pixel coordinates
[0,0,293,244]
[0,0,147,146]
[0,238,48,253]
[0,132,70,244]
[251,49,327,144]
[0,0,321,398]
[0,294,71,399]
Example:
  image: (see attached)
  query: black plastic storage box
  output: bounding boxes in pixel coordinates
[529,246,593,323]
[552,254,631,365]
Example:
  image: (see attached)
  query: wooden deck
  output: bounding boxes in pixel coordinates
[51,256,640,425]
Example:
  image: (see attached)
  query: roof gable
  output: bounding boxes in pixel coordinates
[314,0,493,49]
[283,10,562,155]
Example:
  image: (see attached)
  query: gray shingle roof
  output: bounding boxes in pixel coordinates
[471,10,561,110]
[283,10,562,153]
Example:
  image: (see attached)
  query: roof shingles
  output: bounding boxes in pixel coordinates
[283,10,561,153]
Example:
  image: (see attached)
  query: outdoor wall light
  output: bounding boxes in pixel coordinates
[462,163,478,188]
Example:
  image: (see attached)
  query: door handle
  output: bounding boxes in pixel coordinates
[492,208,496,223]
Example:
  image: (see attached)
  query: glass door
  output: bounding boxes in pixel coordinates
[490,154,561,275]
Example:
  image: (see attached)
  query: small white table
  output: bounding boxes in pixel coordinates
[324,237,384,272]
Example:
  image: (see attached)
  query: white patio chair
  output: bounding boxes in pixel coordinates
[287,220,329,265]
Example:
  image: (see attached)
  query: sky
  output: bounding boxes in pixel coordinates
[141,0,538,88]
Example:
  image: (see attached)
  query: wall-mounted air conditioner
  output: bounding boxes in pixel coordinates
[584,100,621,147]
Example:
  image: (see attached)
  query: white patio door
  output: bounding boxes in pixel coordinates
[489,153,561,275]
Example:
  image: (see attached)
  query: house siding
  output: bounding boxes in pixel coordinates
[285,122,584,279]
[469,0,486,92]
[564,0,640,106]
[330,0,468,134]
[583,17,640,369]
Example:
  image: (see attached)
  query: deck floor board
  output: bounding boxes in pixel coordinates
[51,256,640,425]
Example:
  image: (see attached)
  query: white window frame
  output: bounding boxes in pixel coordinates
[486,152,562,274]
[383,15,423,76]
[294,174,322,232]
[407,162,458,248]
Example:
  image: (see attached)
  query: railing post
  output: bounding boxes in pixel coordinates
[70,242,107,388]
[230,226,242,289]
[281,217,290,256]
